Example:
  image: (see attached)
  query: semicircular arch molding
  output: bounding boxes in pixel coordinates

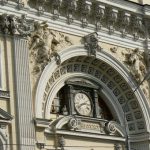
[35,45,150,135]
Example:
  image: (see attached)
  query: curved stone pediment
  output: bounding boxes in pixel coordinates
[46,116,125,140]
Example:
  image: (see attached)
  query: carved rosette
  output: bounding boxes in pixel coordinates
[68,118,80,130]
[105,121,117,134]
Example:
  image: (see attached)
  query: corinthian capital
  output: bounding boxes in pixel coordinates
[0,14,34,36]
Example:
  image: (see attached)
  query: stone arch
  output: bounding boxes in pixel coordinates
[35,45,150,136]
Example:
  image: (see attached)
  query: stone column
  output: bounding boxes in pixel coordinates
[13,36,35,150]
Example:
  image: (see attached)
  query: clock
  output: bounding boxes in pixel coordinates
[74,92,92,116]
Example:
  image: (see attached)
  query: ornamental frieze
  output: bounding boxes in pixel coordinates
[1,1,149,39]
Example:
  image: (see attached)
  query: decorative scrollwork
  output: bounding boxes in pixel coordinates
[68,118,79,130]
[105,121,116,134]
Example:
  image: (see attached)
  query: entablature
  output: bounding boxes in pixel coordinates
[1,1,150,50]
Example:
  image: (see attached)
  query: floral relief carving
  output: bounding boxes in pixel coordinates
[29,21,73,76]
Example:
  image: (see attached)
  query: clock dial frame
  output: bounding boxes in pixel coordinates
[74,92,92,116]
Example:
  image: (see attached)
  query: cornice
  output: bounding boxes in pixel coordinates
[0,0,150,49]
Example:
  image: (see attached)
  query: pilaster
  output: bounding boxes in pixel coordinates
[13,36,35,150]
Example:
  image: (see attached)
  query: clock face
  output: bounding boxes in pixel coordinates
[74,92,92,116]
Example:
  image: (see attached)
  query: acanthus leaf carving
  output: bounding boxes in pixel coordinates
[0,14,9,34]
[0,14,34,36]
[83,32,101,56]
[17,14,34,36]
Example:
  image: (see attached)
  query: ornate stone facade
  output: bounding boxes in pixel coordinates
[0,1,150,150]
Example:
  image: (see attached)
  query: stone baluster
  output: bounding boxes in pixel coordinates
[78,0,91,28]
[0,0,8,5]
[120,12,131,37]
[36,0,46,16]
[94,3,105,30]
[52,0,62,20]
[107,7,118,34]
[17,0,24,9]
[64,0,77,24]
[132,16,144,40]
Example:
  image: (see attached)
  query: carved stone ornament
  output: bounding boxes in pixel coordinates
[78,0,91,28]
[0,14,34,36]
[29,21,73,76]
[107,7,118,34]
[52,0,62,20]
[63,0,77,24]
[17,0,25,10]
[132,16,145,40]
[94,3,105,31]
[48,116,125,137]
[0,0,8,5]
[36,0,46,16]
[83,32,101,56]
[120,12,131,38]
[123,48,146,82]
[105,121,117,134]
